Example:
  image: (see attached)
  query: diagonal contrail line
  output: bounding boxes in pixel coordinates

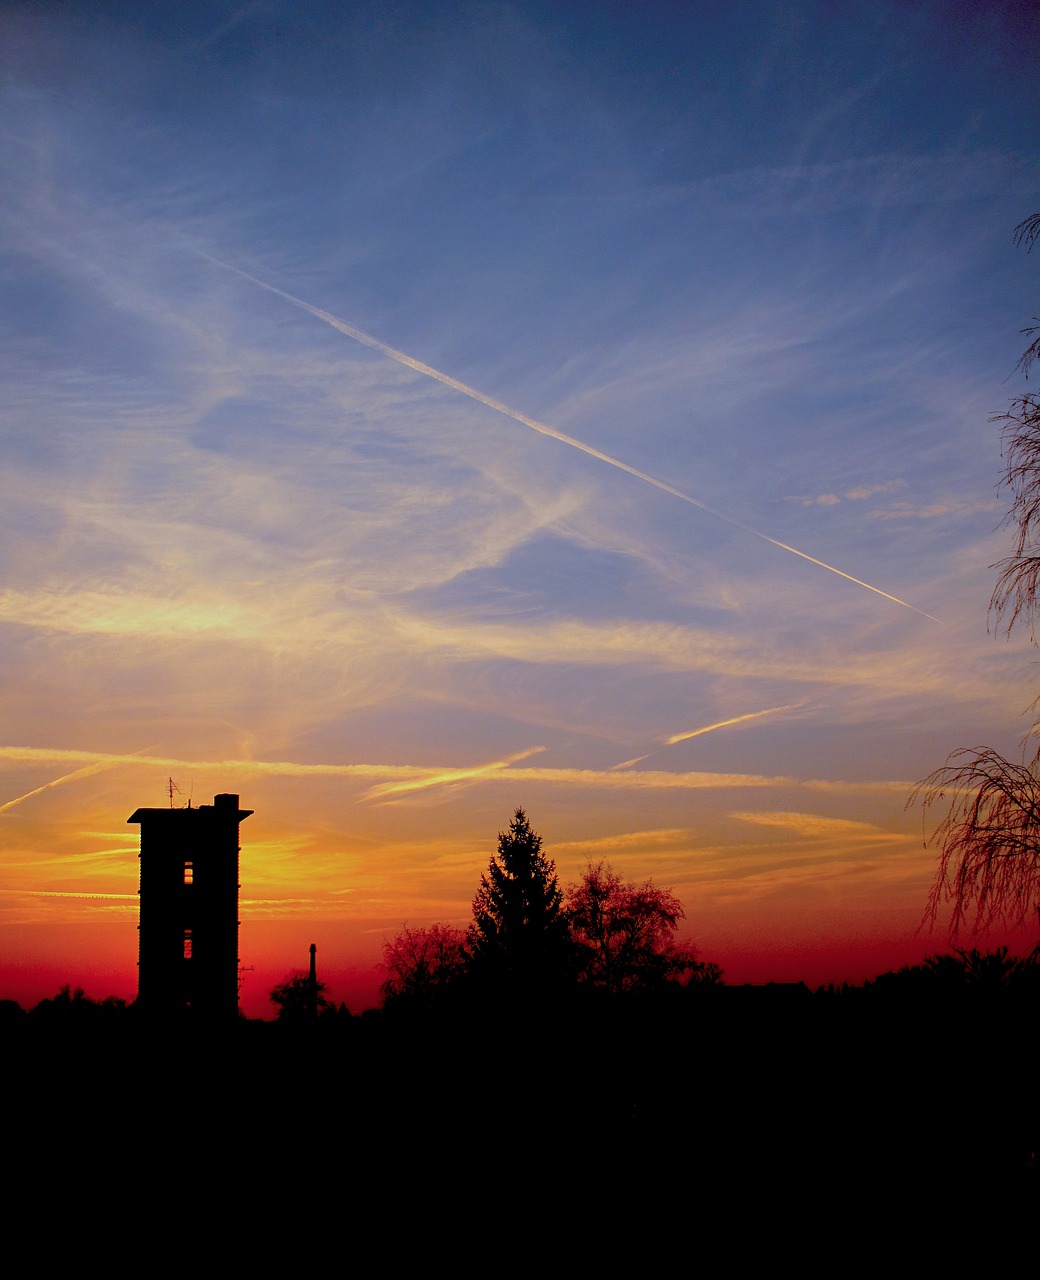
[666,703,803,745]
[360,746,545,801]
[205,255,940,622]
[0,760,120,813]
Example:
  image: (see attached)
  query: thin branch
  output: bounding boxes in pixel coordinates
[914,217,1040,936]
[909,747,1040,935]
[1013,213,1040,252]
[989,396,1040,639]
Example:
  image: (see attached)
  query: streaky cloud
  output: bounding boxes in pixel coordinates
[689,151,1016,217]
[612,755,651,770]
[0,745,912,795]
[611,703,803,770]
[731,810,909,841]
[203,256,941,623]
[0,757,130,813]
[552,828,692,855]
[666,703,804,745]
[360,746,546,801]
[13,890,138,901]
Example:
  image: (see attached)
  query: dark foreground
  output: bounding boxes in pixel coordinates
[7,982,1037,1205]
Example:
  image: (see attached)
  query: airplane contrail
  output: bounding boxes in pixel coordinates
[19,890,138,901]
[666,703,803,745]
[612,702,802,769]
[0,760,120,813]
[361,746,545,801]
[204,255,940,622]
[612,755,651,771]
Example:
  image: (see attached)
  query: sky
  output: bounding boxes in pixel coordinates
[2,0,1039,1017]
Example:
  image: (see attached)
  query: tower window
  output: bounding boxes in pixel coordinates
[183,930,192,959]
[184,862,193,884]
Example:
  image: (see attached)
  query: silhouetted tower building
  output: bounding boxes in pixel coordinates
[128,793,252,1022]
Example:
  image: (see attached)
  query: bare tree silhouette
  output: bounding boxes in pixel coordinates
[565,862,713,992]
[913,215,1040,937]
[911,748,1040,933]
[269,972,329,1021]
[381,923,467,1008]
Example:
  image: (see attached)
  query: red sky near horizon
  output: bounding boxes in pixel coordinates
[3,773,1036,1019]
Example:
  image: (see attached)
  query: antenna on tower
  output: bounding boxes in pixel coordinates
[168,777,184,808]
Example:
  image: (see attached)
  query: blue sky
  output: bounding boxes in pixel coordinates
[2,1,1039,1009]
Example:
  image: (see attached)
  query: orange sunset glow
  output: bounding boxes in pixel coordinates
[3,2,1040,1023]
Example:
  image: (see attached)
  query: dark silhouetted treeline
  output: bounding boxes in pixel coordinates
[6,945,1037,1189]
[13,974,1034,1257]
[6,811,1038,1195]
[377,809,723,1016]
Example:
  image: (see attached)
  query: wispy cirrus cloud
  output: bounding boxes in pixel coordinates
[870,497,1003,521]
[683,151,1022,219]
[787,480,907,508]
[0,744,915,801]
[731,811,910,842]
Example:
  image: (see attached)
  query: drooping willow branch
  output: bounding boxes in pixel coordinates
[990,215,1040,639]
[912,217,1040,938]
[990,394,1040,641]
[909,747,1040,935]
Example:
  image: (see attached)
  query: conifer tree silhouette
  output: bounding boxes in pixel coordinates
[468,809,571,993]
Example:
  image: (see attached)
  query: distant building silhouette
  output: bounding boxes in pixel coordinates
[128,793,252,1022]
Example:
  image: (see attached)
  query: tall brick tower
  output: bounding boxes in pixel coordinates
[128,792,252,1022]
